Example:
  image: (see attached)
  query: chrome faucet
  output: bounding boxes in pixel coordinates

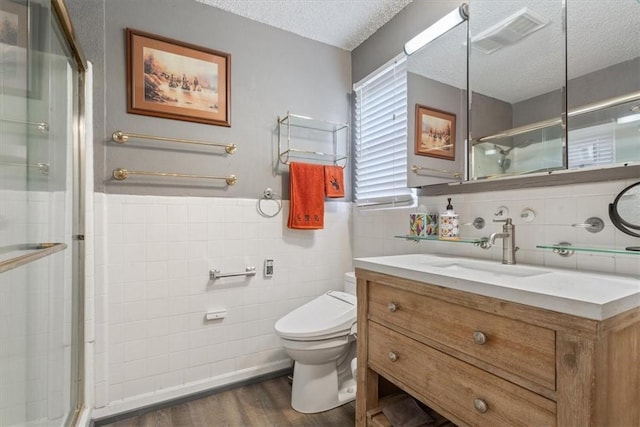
[488,218,518,264]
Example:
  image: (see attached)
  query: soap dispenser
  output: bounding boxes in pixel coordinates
[439,198,460,240]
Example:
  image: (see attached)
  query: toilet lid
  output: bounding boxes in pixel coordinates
[275,291,356,340]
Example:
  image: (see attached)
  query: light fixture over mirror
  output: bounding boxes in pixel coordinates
[404,3,468,56]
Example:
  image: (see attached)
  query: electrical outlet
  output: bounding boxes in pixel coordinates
[264,259,274,277]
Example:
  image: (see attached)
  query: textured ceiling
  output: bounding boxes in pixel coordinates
[196,0,639,103]
[195,0,412,51]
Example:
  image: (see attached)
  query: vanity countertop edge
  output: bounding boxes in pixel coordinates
[353,254,640,321]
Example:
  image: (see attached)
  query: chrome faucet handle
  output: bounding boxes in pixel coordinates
[477,238,492,249]
[462,217,486,229]
[571,217,604,233]
[493,217,512,224]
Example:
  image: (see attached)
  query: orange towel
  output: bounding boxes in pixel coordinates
[324,165,345,198]
[288,162,325,229]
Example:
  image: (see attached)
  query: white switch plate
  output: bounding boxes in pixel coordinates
[264,259,274,277]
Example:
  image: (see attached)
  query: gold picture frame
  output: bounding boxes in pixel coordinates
[415,104,456,160]
[126,28,231,127]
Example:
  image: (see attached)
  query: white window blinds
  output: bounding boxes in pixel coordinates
[567,123,615,169]
[353,56,415,209]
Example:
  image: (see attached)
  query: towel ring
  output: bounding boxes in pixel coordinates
[257,188,282,218]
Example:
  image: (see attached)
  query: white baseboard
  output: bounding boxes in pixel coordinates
[92,359,291,420]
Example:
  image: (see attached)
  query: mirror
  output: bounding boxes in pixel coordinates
[564,0,640,172]
[609,182,640,238]
[407,10,467,187]
[469,0,565,180]
[469,0,640,180]
[407,0,640,191]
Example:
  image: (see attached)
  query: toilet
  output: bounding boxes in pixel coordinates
[274,273,357,413]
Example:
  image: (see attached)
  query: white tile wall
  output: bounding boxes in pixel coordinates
[352,178,640,278]
[88,177,639,416]
[92,194,353,415]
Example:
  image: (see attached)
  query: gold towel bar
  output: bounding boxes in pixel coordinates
[112,130,237,154]
[112,168,237,185]
[411,165,463,179]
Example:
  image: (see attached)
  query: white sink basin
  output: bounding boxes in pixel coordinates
[426,260,548,278]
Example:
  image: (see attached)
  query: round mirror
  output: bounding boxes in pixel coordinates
[609,182,640,238]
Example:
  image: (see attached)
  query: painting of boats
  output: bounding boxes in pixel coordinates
[127,28,231,127]
[415,104,456,160]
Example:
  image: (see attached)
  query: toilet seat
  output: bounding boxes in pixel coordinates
[275,291,356,341]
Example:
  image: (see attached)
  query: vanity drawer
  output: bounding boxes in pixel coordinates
[368,322,556,427]
[368,281,556,390]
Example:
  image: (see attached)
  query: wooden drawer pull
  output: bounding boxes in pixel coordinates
[388,351,398,362]
[473,398,488,414]
[388,302,398,312]
[473,331,487,345]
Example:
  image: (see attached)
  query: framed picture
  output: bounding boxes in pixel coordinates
[126,28,231,127]
[415,104,456,160]
[0,0,41,97]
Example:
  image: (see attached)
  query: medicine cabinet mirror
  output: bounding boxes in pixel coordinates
[407,0,640,194]
[469,0,565,179]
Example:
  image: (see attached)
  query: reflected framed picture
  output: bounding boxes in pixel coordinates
[415,104,456,160]
[126,28,231,127]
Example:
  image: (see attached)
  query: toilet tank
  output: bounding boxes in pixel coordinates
[344,272,356,296]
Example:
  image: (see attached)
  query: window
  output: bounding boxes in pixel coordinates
[353,55,415,209]
[567,123,615,169]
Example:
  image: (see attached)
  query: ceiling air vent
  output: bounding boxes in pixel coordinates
[471,7,549,54]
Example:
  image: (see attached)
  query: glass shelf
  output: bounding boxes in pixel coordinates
[280,113,349,133]
[279,148,348,166]
[395,235,486,244]
[278,113,349,167]
[536,244,640,256]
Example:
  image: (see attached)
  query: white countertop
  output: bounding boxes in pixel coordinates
[353,254,640,320]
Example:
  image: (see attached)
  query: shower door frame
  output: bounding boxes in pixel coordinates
[51,0,88,424]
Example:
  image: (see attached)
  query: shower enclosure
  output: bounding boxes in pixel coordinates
[0,0,86,425]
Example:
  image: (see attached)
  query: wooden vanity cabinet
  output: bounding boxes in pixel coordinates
[355,269,640,427]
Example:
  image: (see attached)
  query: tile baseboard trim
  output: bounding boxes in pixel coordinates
[92,360,292,425]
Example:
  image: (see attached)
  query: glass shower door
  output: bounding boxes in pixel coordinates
[1,0,84,425]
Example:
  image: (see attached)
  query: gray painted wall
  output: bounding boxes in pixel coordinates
[513,58,640,128]
[66,0,351,200]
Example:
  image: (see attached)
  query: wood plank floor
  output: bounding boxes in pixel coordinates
[101,375,355,427]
